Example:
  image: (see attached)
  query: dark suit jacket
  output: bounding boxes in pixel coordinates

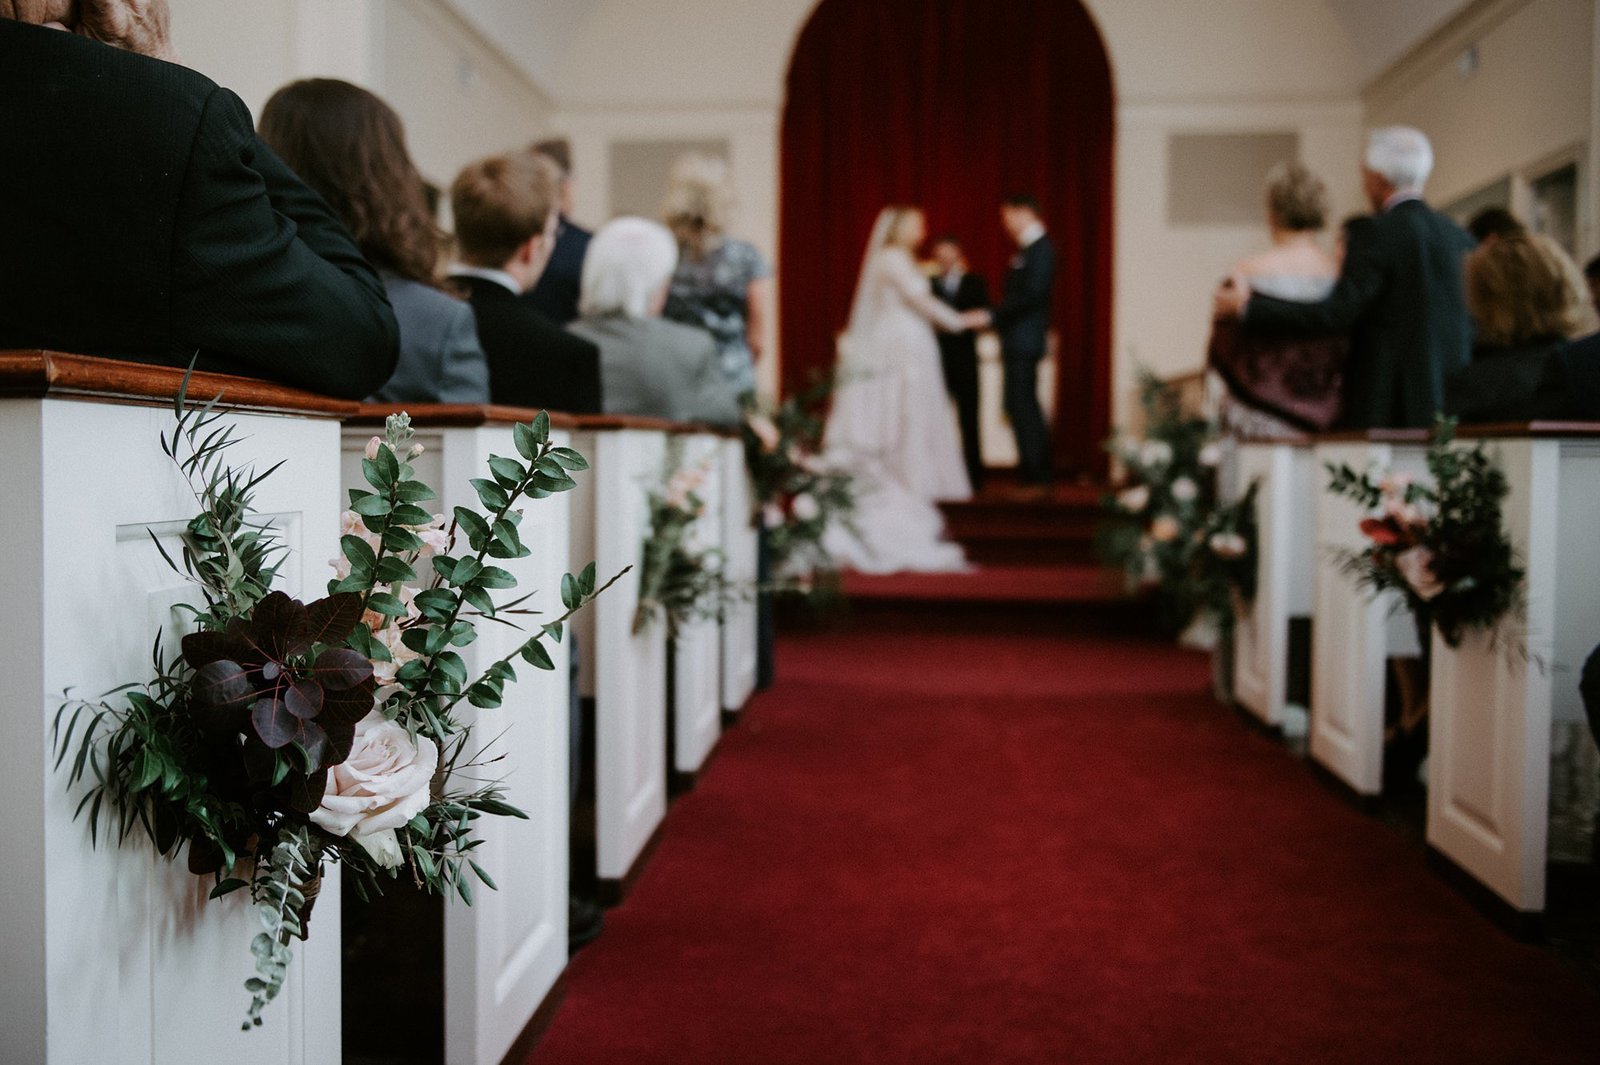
[1246,200,1475,429]
[1530,331,1600,420]
[933,270,990,370]
[372,275,489,404]
[452,274,602,414]
[522,220,592,325]
[993,235,1056,357]
[0,19,398,398]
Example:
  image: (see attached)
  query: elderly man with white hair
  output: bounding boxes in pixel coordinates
[1215,126,1475,429]
[568,217,743,427]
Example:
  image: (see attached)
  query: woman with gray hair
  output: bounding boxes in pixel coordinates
[568,216,742,426]
[661,153,773,398]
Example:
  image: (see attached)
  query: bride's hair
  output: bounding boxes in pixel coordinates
[881,205,923,248]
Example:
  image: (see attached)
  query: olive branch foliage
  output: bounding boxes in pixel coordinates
[51,376,616,1028]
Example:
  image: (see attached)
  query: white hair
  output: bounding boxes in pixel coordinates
[579,216,680,319]
[1365,126,1434,192]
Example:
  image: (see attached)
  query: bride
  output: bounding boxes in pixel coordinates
[823,205,971,574]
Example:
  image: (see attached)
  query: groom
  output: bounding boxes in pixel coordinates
[967,195,1056,491]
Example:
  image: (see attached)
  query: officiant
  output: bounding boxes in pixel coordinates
[930,235,989,492]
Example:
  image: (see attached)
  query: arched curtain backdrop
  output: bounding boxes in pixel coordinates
[780,0,1115,475]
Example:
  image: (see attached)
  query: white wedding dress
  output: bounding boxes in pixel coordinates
[822,216,971,574]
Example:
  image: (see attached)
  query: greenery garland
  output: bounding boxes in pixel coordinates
[52,388,616,1027]
[1325,417,1525,648]
[634,445,727,637]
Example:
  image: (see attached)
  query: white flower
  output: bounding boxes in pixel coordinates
[407,443,425,459]
[1379,472,1413,498]
[341,510,367,538]
[791,493,821,522]
[763,503,785,529]
[354,829,403,867]
[1140,440,1173,468]
[364,436,383,461]
[1198,442,1222,468]
[1170,477,1199,503]
[1149,514,1181,543]
[1117,485,1150,513]
[665,465,708,510]
[310,711,438,866]
[1209,532,1248,559]
[411,513,451,558]
[369,620,423,702]
[1394,545,1444,601]
[748,414,781,453]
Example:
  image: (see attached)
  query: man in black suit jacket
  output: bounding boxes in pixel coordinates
[448,150,602,415]
[969,196,1056,488]
[0,3,398,399]
[1216,128,1475,429]
[930,236,990,492]
[522,139,591,326]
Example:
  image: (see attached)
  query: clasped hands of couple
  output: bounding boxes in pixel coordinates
[3,0,176,61]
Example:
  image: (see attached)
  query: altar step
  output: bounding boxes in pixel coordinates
[939,481,1106,566]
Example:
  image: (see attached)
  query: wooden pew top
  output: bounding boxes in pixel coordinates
[350,403,741,438]
[1454,421,1600,440]
[0,350,357,418]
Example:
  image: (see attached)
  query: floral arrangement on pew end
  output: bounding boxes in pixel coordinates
[1098,370,1253,635]
[1326,416,1526,651]
[51,392,617,1030]
[743,374,856,598]
[634,453,728,637]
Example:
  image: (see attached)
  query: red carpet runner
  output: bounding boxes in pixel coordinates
[525,609,1599,1064]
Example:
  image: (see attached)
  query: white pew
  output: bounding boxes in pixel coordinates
[1231,437,1316,730]
[670,428,727,780]
[0,354,345,1065]
[1427,423,1600,919]
[719,435,759,717]
[568,416,670,899]
[1309,430,1430,797]
[343,404,572,1065]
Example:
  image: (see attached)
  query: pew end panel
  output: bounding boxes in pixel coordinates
[671,431,727,778]
[719,436,759,715]
[0,356,350,1065]
[340,411,574,1065]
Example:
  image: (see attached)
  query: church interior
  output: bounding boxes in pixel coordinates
[2,1,1598,1063]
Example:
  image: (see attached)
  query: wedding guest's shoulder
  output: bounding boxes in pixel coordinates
[656,318,720,355]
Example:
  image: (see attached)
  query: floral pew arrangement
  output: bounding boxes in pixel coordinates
[634,446,727,637]
[52,394,615,1029]
[743,376,855,596]
[1325,417,1525,651]
[1100,371,1258,636]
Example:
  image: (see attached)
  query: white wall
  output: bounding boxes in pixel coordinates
[168,0,554,190]
[1365,0,1597,252]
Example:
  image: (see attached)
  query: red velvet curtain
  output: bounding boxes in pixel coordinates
[779,0,1115,476]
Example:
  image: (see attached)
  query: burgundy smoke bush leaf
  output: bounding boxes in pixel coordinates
[181,629,251,669]
[251,695,296,749]
[288,767,329,815]
[283,680,324,720]
[311,648,371,692]
[192,660,253,712]
[305,593,363,646]
[251,591,311,661]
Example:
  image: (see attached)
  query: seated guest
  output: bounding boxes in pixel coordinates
[447,151,602,413]
[1208,162,1346,436]
[1466,206,1526,245]
[1446,233,1597,422]
[0,1,397,398]
[522,138,591,326]
[568,218,743,427]
[1531,332,1600,419]
[259,79,488,405]
[1216,127,1475,429]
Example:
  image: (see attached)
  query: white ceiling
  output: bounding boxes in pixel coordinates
[1321,0,1477,82]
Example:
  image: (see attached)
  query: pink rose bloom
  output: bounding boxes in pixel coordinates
[310,710,438,867]
[1209,532,1247,559]
[411,514,451,558]
[1394,545,1444,601]
[1149,515,1181,543]
[364,436,383,461]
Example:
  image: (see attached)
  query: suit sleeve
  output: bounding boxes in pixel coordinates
[968,274,991,312]
[569,335,604,415]
[991,241,1054,331]
[435,302,491,404]
[169,86,399,398]
[1245,220,1385,334]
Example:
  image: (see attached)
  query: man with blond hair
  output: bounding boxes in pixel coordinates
[1216,127,1475,428]
[448,150,602,414]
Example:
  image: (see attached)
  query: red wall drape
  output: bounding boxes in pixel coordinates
[779,0,1115,476]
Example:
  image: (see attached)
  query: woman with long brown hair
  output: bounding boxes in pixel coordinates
[259,78,489,403]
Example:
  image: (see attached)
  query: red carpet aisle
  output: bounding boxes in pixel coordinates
[525,604,1599,1064]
